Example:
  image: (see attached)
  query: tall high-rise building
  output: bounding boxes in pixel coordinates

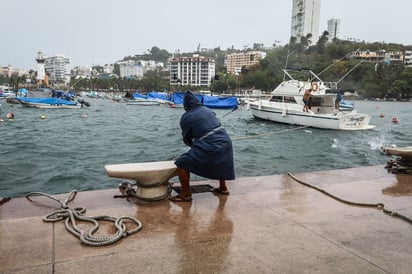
[44,54,70,85]
[290,0,321,44]
[327,18,340,41]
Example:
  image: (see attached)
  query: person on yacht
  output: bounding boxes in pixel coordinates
[335,91,343,110]
[171,91,235,202]
[303,88,312,112]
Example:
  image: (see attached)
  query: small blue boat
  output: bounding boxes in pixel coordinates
[18,97,81,109]
[16,89,88,109]
[339,100,354,111]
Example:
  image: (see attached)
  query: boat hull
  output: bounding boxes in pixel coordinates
[126,101,160,106]
[19,100,81,109]
[248,101,375,130]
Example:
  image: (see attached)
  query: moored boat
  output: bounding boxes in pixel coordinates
[16,89,88,109]
[18,97,82,109]
[339,100,354,111]
[122,92,160,106]
[246,69,375,130]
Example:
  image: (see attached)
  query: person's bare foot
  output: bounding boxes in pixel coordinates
[211,188,230,195]
[169,194,192,202]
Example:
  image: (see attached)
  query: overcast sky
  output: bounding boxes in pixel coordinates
[1,0,411,70]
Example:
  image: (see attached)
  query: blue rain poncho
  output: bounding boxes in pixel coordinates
[175,91,235,180]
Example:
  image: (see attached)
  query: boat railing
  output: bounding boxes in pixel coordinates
[282,69,340,89]
[323,82,338,90]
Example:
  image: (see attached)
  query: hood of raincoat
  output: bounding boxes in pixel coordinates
[183,91,202,111]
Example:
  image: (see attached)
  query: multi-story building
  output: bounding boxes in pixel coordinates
[1,65,28,78]
[351,49,412,65]
[384,51,404,64]
[404,50,412,67]
[169,55,215,87]
[225,51,266,75]
[72,66,92,79]
[44,54,70,85]
[118,61,144,78]
[327,18,341,41]
[351,50,385,62]
[118,60,165,78]
[103,64,114,74]
[290,0,320,44]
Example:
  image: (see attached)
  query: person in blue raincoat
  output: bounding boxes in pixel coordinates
[171,91,235,202]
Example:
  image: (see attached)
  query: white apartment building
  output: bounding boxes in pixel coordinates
[290,0,320,44]
[404,50,412,67]
[72,66,92,78]
[44,54,70,85]
[103,64,114,74]
[327,18,341,41]
[225,51,266,75]
[118,60,165,78]
[119,61,144,78]
[169,55,215,87]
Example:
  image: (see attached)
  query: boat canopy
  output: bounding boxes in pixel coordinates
[18,97,78,105]
[147,92,169,101]
[145,91,238,109]
[132,92,148,99]
[202,95,238,109]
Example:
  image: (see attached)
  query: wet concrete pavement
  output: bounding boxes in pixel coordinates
[1,165,412,273]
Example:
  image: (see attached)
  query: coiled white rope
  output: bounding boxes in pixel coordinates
[26,190,142,246]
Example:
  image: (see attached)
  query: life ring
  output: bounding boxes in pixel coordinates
[311,82,318,92]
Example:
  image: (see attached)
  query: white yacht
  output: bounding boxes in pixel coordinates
[246,69,375,130]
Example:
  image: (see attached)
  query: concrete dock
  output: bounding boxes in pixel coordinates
[1,165,411,274]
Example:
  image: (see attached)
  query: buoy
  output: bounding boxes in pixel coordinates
[0,118,4,122]
[379,113,384,118]
[6,113,14,119]
[392,117,399,124]
[40,115,46,119]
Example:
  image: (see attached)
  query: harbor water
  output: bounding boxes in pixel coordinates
[1,98,411,198]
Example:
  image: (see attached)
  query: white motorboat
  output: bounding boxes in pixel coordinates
[246,69,375,130]
[124,98,160,106]
[18,97,83,109]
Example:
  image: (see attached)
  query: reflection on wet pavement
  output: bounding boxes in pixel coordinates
[382,174,412,196]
